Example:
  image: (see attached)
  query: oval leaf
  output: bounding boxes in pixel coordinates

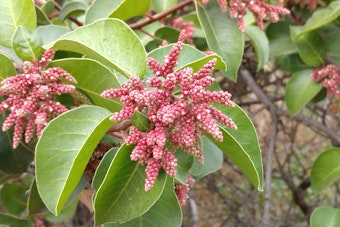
[12,27,44,61]
[311,206,340,227]
[93,144,167,225]
[0,53,16,80]
[298,1,340,37]
[49,58,122,112]
[103,177,182,227]
[85,0,150,24]
[59,1,87,22]
[37,25,69,45]
[35,106,113,215]
[311,147,340,192]
[0,0,36,47]
[44,19,146,78]
[290,26,326,67]
[208,103,263,191]
[245,25,269,70]
[0,183,28,215]
[285,69,322,116]
[151,0,177,13]
[0,213,33,227]
[196,0,244,81]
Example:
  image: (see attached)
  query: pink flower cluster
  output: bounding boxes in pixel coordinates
[292,0,324,11]
[202,0,290,31]
[312,64,340,99]
[0,49,77,148]
[172,18,196,44]
[175,177,195,206]
[101,32,237,193]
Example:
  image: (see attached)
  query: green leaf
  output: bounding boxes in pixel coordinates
[44,199,78,223]
[297,1,340,37]
[35,106,114,215]
[191,136,223,179]
[92,147,119,191]
[175,151,193,184]
[132,109,152,132]
[151,0,177,13]
[35,5,51,25]
[311,148,340,192]
[290,26,326,67]
[0,213,33,227]
[0,118,34,174]
[147,44,226,75]
[45,19,146,78]
[93,144,167,225]
[311,206,340,227]
[0,0,36,47]
[266,22,297,57]
[0,183,28,215]
[49,58,122,112]
[37,25,69,45]
[59,1,87,22]
[12,27,44,61]
[196,0,244,81]
[285,69,322,116]
[41,0,56,16]
[85,0,150,24]
[328,32,340,65]
[103,177,182,227]
[208,103,263,191]
[155,26,180,43]
[28,180,48,215]
[277,53,310,73]
[245,25,269,70]
[0,53,16,80]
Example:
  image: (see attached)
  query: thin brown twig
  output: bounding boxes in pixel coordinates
[129,0,194,30]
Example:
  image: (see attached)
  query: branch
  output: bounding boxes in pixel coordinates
[129,0,194,30]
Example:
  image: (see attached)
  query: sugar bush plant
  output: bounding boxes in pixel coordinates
[0,0,339,226]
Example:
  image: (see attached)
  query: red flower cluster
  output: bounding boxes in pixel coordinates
[312,64,340,99]
[175,177,195,206]
[202,0,290,31]
[0,50,77,148]
[101,32,237,194]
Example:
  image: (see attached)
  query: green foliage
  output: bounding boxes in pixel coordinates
[310,206,340,227]
[0,53,16,79]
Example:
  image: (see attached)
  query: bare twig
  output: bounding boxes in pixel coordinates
[129,0,194,30]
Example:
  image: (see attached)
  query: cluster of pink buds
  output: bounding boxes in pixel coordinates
[172,18,196,44]
[291,0,324,11]
[311,64,340,99]
[101,32,237,202]
[175,177,195,206]
[202,0,290,31]
[0,49,77,148]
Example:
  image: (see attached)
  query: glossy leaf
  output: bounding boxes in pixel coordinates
[59,1,87,22]
[290,26,326,67]
[0,0,36,47]
[328,32,340,65]
[151,0,177,13]
[35,106,113,215]
[45,19,146,78]
[196,0,244,81]
[266,22,297,57]
[285,69,322,116]
[311,148,340,192]
[44,199,78,223]
[28,180,47,215]
[85,0,150,24]
[147,44,226,75]
[245,25,269,70]
[49,58,122,112]
[155,26,180,43]
[311,206,340,227]
[0,183,28,215]
[175,151,193,184]
[132,109,152,132]
[0,118,34,174]
[37,25,69,45]
[191,136,223,179]
[12,27,44,61]
[35,5,51,25]
[92,147,119,191]
[93,144,167,225]
[104,177,182,227]
[0,213,33,227]
[0,53,16,80]
[298,1,340,37]
[208,103,263,191]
